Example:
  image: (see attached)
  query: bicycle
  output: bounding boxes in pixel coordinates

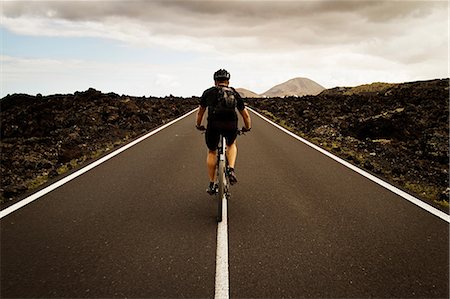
[199,127,247,222]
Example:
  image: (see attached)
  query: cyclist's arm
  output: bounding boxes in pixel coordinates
[239,108,252,130]
[234,90,251,130]
[197,89,209,127]
[196,105,207,127]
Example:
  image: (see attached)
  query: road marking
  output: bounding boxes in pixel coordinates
[248,107,450,223]
[0,109,198,219]
[215,195,229,299]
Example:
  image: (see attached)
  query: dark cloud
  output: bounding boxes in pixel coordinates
[3,1,441,26]
[2,1,447,53]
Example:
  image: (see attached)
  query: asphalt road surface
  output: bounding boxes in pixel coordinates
[1,109,449,298]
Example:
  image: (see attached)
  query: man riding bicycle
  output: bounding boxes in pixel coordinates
[196,69,252,195]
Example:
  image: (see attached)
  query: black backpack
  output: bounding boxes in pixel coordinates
[211,86,237,116]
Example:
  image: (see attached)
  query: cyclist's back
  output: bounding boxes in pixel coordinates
[201,86,244,123]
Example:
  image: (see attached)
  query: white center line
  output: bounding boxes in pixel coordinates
[215,195,229,299]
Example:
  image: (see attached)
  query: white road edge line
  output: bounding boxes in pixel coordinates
[215,195,229,299]
[248,107,450,223]
[0,108,199,219]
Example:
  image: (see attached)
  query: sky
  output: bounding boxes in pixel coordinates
[1,0,448,98]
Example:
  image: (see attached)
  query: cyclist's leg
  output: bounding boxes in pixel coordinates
[226,142,237,169]
[205,123,220,183]
[207,149,217,182]
[224,123,238,169]
[224,125,239,185]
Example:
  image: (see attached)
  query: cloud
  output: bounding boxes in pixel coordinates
[155,74,181,88]
[3,1,447,73]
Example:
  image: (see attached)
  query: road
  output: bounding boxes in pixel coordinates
[1,109,448,298]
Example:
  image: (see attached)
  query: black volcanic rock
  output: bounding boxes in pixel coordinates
[0,89,198,203]
[247,79,449,208]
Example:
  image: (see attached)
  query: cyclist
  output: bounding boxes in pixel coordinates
[196,69,252,195]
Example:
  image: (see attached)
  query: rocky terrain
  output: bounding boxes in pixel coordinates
[1,79,448,211]
[247,79,449,209]
[0,89,198,204]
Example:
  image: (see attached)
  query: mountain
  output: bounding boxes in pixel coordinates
[262,77,325,97]
[235,88,260,98]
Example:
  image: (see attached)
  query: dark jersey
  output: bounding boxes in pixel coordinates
[200,86,245,122]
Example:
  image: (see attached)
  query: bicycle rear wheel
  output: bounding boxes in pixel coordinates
[217,158,225,222]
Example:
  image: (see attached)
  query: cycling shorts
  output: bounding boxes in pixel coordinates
[205,120,238,151]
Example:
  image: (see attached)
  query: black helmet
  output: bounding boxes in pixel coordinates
[213,69,230,81]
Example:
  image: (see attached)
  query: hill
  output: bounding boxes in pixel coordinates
[262,77,325,97]
[320,82,399,96]
[235,88,260,98]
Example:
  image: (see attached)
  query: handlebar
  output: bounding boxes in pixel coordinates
[196,125,250,135]
[196,125,206,131]
[238,127,251,135]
